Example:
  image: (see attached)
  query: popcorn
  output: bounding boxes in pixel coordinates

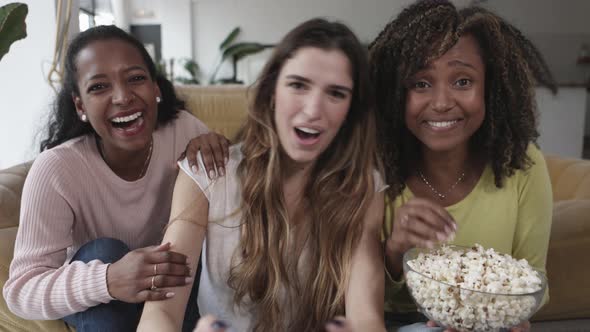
[405,244,544,332]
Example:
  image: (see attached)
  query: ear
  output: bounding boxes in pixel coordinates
[155,83,162,102]
[72,93,85,118]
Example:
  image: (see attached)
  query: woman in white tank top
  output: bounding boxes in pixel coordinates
[139,18,386,332]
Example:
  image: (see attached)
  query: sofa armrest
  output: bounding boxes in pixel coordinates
[544,155,590,201]
[533,200,590,321]
[0,162,32,229]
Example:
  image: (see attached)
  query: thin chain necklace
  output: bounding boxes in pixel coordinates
[97,137,153,180]
[418,170,466,200]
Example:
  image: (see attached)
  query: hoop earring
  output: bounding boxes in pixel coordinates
[80,114,87,122]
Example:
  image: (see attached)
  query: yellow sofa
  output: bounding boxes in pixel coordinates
[1,85,589,331]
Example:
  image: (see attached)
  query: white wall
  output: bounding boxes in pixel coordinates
[537,87,587,158]
[191,0,418,82]
[128,0,193,78]
[0,0,58,168]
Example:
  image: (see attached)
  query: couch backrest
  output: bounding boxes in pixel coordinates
[175,85,249,141]
[0,162,31,229]
[544,154,590,201]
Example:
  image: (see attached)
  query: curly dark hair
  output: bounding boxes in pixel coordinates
[40,25,185,151]
[368,0,557,197]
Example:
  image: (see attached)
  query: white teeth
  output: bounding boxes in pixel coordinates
[427,120,458,128]
[112,112,142,123]
[296,127,320,134]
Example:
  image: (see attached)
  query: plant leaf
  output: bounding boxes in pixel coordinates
[221,42,266,61]
[219,27,240,51]
[0,2,28,62]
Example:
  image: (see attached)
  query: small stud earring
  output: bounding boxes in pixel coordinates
[80,114,87,122]
[156,96,161,103]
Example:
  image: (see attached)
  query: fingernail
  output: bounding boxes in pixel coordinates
[452,222,457,230]
[219,167,225,177]
[209,169,216,179]
[436,232,446,241]
[401,215,409,226]
[211,320,229,330]
[426,241,434,249]
[224,157,229,164]
[165,292,175,298]
[327,319,344,327]
[445,226,453,235]
[191,165,198,174]
[185,277,193,283]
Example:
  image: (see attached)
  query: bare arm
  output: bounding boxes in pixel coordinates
[345,191,386,332]
[138,170,209,332]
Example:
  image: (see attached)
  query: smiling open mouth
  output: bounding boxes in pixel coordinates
[427,120,459,128]
[111,112,143,129]
[295,127,321,140]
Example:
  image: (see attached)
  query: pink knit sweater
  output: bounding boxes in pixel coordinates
[3,111,208,320]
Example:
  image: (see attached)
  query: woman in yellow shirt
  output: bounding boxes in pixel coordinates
[368,0,554,331]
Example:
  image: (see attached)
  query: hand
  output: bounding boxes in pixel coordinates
[106,242,191,303]
[193,315,229,332]
[384,198,456,278]
[177,132,230,180]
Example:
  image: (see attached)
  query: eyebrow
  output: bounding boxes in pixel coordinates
[86,65,148,81]
[447,60,477,70]
[285,74,352,92]
[422,59,478,71]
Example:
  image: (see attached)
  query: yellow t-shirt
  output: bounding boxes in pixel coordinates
[382,144,553,313]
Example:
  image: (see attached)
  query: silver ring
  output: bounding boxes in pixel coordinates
[150,276,157,291]
[153,263,158,276]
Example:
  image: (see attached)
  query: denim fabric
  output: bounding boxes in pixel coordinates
[61,238,201,332]
[62,238,140,332]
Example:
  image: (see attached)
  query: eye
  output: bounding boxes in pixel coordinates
[129,75,147,83]
[412,81,430,90]
[455,78,472,88]
[87,83,107,93]
[328,89,348,99]
[288,81,306,90]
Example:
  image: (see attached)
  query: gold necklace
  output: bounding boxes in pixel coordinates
[418,170,466,200]
[97,137,153,180]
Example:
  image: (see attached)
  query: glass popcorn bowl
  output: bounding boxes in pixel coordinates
[402,245,547,332]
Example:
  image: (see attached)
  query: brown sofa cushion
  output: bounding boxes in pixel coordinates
[0,227,73,331]
[533,200,590,321]
[0,162,31,229]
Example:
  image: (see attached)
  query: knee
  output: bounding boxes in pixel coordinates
[71,237,130,264]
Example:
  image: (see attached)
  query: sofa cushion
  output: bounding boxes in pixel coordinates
[176,85,249,141]
[544,155,590,201]
[0,227,73,332]
[533,200,590,321]
[0,162,31,229]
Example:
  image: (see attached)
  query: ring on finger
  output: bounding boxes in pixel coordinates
[150,276,157,291]
[153,263,158,276]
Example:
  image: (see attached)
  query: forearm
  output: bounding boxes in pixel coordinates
[384,240,404,281]
[4,259,111,319]
[137,306,180,332]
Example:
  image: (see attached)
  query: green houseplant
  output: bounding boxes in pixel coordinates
[209,27,273,84]
[0,2,28,62]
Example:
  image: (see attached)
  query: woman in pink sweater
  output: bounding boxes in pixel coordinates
[3,25,209,331]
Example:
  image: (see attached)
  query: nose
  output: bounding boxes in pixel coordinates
[431,85,454,113]
[112,84,134,106]
[302,91,323,121]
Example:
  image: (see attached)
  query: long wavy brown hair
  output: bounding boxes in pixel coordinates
[368,0,556,197]
[229,18,377,331]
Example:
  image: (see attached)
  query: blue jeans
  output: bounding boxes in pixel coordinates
[62,238,200,332]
